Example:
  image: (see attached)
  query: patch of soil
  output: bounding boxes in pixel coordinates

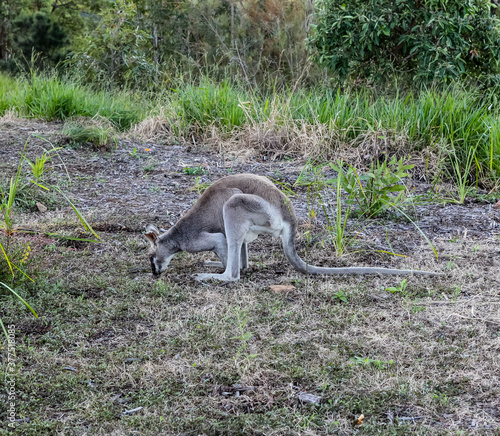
[66,287,104,299]
[17,319,53,337]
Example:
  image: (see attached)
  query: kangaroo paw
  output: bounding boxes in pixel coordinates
[194,273,238,282]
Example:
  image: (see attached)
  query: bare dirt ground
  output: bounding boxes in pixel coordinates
[1,118,499,435]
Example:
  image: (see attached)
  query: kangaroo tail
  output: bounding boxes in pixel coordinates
[281,224,441,276]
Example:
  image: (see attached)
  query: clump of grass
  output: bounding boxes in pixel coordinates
[131,106,175,141]
[62,119,117,149]
[172,79,249,132]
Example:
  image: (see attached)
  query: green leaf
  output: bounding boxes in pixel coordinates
[0,282,38,319]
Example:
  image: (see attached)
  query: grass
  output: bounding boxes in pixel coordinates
[144,81,500,189]
[1,233,498,434]
[0,71,147,130]
[61,121,117,149]
[0,122,498,434]
[1,72,498,190]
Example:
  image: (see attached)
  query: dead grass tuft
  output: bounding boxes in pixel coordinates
[131,107,176,142]
[0,108,22,125]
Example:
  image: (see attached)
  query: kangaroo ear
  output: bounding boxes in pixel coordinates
[145,224,160,247]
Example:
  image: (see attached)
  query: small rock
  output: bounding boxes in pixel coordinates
[269,284,295,293]
[36,202,47,213]
[298,391,322,404]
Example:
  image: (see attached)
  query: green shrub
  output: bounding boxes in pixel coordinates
[312,0,500,83]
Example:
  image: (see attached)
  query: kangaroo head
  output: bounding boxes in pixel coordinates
[144,224,180,278]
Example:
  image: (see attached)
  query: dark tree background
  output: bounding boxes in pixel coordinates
[1,0,499,87]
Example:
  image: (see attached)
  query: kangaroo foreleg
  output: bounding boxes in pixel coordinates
[241,243,249,269]
[182,232,228,267]
[204,243,247,269]
[203,261,225,268]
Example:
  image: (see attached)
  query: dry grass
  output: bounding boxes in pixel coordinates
[0,109,22,125]
[2,215,499,434]
[1,120,499,435]
[132,104,444,179]
[131,107,176,143]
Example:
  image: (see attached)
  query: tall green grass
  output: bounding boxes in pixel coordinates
[0,72,147,130]
[173,80,249,131]
[282,86,499,175]
[1,71,498,180]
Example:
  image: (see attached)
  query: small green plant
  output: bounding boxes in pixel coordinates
[0,156,24,237]
[334,156,414,217]
[349,356,393,369]
[332,290,348,303]
[445,141,478,204]
[129,147,138,157]
[182,166,206,176]
[229,306,257,372]
[190,176,210,195]
[432,392,449,407]
[296,159,358,257]
[385,278,408,294]
[325,162,359,256]
[25,148,60,180]
[410,304,426,314]
[143,162,158,173]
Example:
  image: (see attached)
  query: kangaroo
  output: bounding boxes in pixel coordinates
[145,174,440,281]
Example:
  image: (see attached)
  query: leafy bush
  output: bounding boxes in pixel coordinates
[312,0,500,83]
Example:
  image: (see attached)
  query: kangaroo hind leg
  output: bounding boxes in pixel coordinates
[241,243,249,269]
[195,194,275,282]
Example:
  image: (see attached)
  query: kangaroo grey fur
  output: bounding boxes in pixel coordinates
[145,174,440,281]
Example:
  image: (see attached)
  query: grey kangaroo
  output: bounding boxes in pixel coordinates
[145,174,440,281]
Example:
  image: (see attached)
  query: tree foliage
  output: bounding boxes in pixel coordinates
[311,0,500,83]
[68,0,153,89]
[2,0,499,87]
[13,11,70,66]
